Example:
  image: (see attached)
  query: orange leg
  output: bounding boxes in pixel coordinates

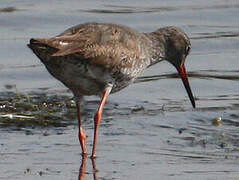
[76,100,87,155]
[91,87,111,158]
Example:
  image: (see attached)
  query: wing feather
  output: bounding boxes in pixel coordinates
[41,23,146,68]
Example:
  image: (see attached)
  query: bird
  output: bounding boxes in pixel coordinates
[28,22,195,158]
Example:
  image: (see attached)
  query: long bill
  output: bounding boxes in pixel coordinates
[177,64,196,108]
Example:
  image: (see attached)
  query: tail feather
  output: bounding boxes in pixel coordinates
[28,38,58,62]
[28,38,54,49]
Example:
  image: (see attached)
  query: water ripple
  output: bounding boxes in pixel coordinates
[191,31,239,40]
[136,70,239,83]
[80,3,239,14]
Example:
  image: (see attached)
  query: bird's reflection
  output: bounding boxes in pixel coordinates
[78,155,98,180]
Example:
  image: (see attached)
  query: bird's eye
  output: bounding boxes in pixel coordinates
[186,46,191,55]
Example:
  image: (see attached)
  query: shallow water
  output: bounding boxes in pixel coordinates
[1,0,239,179]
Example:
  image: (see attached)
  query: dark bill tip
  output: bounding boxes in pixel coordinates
[177,64,196,108]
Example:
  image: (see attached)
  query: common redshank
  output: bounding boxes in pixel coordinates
[28,22,195,158]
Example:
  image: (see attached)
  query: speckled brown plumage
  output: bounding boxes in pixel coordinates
[28,22,195,158]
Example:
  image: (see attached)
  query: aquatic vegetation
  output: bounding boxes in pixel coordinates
[0,91,76,128]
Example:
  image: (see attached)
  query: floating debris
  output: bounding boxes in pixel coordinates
[0,7,18,13]
[131,105,144,112]
[219,142,227,148]
[0,114,34,119]
[178,128,184,134]
[220,132,225,137]
[212,116,222,126]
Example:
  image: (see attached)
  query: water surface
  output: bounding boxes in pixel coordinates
[1,0,239,179]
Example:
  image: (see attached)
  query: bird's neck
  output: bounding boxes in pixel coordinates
[144,32,167,66]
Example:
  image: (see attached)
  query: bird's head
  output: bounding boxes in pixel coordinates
[156,27,195,108]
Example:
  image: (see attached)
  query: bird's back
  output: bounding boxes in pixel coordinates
[28,23,153,95]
